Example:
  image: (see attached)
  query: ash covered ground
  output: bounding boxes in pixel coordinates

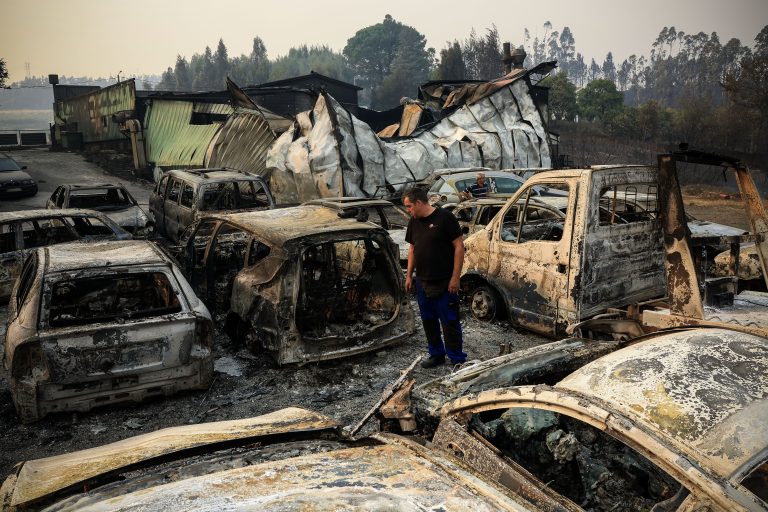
[0,303,546,477]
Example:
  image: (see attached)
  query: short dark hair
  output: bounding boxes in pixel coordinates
[403,187,428,204]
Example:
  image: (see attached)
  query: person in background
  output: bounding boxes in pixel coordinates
[461,172,489,200]
[403,187,467,368]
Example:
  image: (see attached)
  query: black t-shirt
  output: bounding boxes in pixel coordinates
[405,207,462,281]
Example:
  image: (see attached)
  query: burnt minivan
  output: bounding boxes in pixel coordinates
[149,168,274,243]
[175,205,415,364]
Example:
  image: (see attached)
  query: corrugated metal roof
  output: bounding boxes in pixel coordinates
[54,80,136,143]
[205,108,276,176]
[143,100,231,168]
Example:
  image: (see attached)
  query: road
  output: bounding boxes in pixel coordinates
[0,148,153,212]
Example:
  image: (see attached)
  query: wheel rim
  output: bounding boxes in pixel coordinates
[471,288,496,321]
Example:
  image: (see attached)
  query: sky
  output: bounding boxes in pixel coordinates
[2,0,767,82]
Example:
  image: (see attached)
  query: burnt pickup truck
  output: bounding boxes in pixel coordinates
[460,164,753,337]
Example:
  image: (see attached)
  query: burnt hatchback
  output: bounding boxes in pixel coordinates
[176,205,415,364]
[4,240,214,423]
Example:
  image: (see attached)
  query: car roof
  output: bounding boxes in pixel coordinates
[0,208,113,223]
[557,328,768,479]
[163,168,264,185]
[303,197,397,209]
[440,170,526,181]
[61,183,126,190]
[41,240,169,274]
[204,205,384,246]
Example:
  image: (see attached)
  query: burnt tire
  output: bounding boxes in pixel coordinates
[470,284,502,322]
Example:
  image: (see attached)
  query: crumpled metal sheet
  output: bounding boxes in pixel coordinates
[205,107,276,176]
[7,407,339,508]
[266,69,551,201]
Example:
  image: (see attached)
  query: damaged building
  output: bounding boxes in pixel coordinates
[51,59,558,202]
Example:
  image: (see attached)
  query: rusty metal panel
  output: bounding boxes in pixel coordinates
[8,407,339,508]
[657,154,704,319]
[205,107,276,176]
[54,80,136,143]
[144,100,231,168]
[733,165,768,290]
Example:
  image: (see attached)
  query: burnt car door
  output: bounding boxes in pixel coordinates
[202,223,253,311]
[149,175,169,235]
[182,219,221,299]
[163,177,187,242]
[47,186,66,208]
[489,181,576,336]
[0,221,23,300]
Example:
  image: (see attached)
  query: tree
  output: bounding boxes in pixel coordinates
[157,66,175,90]
[462,25,503,80]
[376,28,434,106]
[174,55,191,91]
[602,52,616,85]
[434,41,466,80]
[214,38,230,82]
[540,71,578,121]
[723,25,768,145]
[0,58,8,88]
[577,78,624,122]
[269,45,353,83]
[343,15,432,108]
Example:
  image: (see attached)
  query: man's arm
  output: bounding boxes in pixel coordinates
[448,236,464,294]
[405,244,415,294]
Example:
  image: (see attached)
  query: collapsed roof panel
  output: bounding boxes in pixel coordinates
[205,108,276,176]
[266,66,553,202]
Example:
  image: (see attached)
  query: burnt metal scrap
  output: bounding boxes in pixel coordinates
[266,66,553,203]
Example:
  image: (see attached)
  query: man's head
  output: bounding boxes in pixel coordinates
[403,187,432,218]
[476,172,486,185]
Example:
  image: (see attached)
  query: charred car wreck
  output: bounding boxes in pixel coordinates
[174,205,415,364]
[4,240,214,422]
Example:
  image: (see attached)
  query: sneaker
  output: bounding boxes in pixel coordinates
[421,355,446,368]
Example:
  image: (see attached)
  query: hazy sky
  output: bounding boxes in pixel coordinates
[2,0,767,82]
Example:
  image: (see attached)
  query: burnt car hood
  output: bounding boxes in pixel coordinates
[1,408,339,509]
[687,219,748,238]
[103,205,148,228]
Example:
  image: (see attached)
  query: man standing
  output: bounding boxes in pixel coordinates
[462,172,489,199]
[403,187,467,368]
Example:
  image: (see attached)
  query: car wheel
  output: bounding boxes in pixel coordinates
[470,284,501,321]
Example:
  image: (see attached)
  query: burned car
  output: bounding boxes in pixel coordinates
[47,184,150,235]
[0,209,131,302]
[3,240,214,423]
[149,168,275,243]
[175,205,414,364]
[3,330,767,511]
[0,408,542,511]
[382,327,768,512]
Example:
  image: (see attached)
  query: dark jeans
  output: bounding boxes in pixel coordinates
[415,279,466,363]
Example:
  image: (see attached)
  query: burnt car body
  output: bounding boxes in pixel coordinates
[0,408,541,511]
[396,327,768,512]
[3,240,214,423]
[0,209,131,301]
[3,330,766,511]
[47,184,150,235]
[0,153,37,198]
[175,205,415,364]
[303,197,411,265]
[149,168,275,243]
[459,165,759,335]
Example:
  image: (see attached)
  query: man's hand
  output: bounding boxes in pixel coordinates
[405,274,414,294]
[448,275,460,294]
